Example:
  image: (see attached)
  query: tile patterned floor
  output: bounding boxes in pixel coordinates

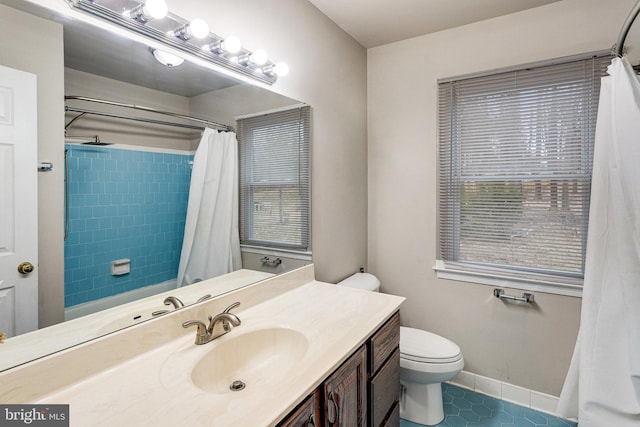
[400,383,578,427]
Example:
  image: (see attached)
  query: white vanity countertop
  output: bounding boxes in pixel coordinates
[34,280,404,426]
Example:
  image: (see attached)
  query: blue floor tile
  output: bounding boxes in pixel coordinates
[399,383,578,427]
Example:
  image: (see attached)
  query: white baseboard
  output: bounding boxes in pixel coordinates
[448,371,565,418]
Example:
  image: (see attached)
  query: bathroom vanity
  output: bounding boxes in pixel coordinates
[0,265,404,426]
[279,312,400,427]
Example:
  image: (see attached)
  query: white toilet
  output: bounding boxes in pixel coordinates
[337,272,464,426]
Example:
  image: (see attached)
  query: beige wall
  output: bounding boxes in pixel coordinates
[367,0,637,396]
[0,4,65,328]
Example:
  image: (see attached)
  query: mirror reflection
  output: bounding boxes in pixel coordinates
[0,0,310,372]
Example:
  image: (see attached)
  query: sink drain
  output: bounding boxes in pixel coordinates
[229,380,246,391]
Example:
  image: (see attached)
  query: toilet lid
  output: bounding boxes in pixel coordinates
[400,327,462,364]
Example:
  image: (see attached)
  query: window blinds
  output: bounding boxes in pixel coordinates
[438,54,612,280]
[238,105,311,251]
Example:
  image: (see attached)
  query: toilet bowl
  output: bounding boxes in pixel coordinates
[337,272,464,426]
[400,326,464,425]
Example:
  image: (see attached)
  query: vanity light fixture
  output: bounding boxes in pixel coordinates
[124,0,168,23]
[66,0,288,85]
[152,49,184,67]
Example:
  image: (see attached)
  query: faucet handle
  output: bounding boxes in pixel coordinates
[223,302,240,313]
[196,294,212,303]
[182,320,207,336]
[183,320,211,345]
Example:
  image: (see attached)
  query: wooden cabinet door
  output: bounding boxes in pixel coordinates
[279,389,322,427]
[380,403,399,427]
[324,346,367,427]
[370,349,400,427]
[368,313,400,427]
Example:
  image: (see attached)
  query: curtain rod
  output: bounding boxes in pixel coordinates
[65,96,234,132]
[615,0,640,57]
[65,107,207,131]
[438,50,611,84]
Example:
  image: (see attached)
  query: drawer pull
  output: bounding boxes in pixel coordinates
[327,392,337,424]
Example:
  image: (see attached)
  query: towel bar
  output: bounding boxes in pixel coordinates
[260,256,282,266]
[493,288,535,304]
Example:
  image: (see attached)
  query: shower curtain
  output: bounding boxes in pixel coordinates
[177,128,241,287]
[557,57,640,425]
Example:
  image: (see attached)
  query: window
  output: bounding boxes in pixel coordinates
[437,53,612,293]
[238,105,311,253]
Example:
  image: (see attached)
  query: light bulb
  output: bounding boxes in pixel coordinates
[143,0,168,20]
[250,49,268,66]
[274,62,289,77]
[188,18,209,39]
[222,36,242,54]
[125,0,167,22]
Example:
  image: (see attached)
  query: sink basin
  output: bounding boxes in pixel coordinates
[190,327,308,394]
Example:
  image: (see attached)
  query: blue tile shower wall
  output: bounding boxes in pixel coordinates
[64,144,193,307]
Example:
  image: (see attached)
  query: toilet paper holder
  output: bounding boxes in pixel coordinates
[493,288,535,304]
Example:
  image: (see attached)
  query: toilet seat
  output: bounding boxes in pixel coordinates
[400,327,462,364]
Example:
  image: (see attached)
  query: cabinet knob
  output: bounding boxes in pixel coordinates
[307,413,315,427]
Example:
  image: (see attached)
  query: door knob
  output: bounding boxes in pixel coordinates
[17,262,34,275]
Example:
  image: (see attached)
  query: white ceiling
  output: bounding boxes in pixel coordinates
[307,0,563,48]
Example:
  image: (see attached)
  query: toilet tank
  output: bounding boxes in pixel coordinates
[336,272,380,292]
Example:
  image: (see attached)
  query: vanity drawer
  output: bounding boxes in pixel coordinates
[369,312,400,376]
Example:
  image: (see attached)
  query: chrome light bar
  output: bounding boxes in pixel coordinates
[66,0,280,85]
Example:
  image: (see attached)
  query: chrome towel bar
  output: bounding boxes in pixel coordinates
[493,288,535,304]
[260,256,282,266]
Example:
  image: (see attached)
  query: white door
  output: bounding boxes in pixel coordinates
[0,65,38,338]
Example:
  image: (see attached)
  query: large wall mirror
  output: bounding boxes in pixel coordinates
[0,0,310,371]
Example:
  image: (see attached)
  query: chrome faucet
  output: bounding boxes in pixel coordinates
[182,302,242,345]
[164,296,185,309]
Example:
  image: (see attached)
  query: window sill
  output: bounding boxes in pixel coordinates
[240,244,312,261]
[433,260,583,297]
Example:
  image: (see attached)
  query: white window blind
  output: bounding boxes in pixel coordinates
[438,54,612,283]
[238,105,311,251]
